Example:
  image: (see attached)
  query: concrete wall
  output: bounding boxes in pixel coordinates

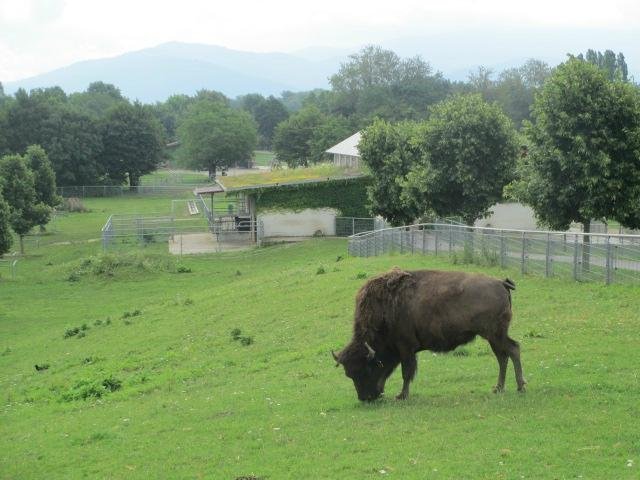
[474,203,539,230]
[259,208,338,238]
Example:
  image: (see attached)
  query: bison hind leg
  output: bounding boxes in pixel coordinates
[488,336,526,393]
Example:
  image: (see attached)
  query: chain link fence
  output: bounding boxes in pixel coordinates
[348,223,640,285]
[58,185,204,198]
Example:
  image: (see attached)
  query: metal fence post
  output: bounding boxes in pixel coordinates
[500,231,506,268]
[573,235,579,281]
[434,228,439,256]
[400,230,404,254]
[448,225,453,255]
[411,228,415,254]
[605,236,612,285]
[545,232,551,278]
[521,232,526,274]
[422,227,426,254]
[352,217,355,236]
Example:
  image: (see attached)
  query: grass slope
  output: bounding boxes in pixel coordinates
[1,207,639,479]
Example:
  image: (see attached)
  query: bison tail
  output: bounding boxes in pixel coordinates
[502,278,516,291]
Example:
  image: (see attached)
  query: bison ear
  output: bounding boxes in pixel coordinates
[331,350,341,367]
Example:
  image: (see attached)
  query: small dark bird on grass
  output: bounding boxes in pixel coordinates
[34,364,50,371]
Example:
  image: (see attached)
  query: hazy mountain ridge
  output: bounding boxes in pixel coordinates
[5,30,638,102]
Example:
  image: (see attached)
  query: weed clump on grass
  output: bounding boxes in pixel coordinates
[68,252,183,280]
[61,376,122,402]
[231,328,254,346]
[524,330,545,339]
[176,265,192,273]
[64,327,80,339]
[355,272,367,279]
[122,309,142,319]
[34,363,50,371]
[316,265,326,275]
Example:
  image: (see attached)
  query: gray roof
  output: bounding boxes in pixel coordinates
[326,131,361,157]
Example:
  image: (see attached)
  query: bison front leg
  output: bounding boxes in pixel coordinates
[396,353,417,400]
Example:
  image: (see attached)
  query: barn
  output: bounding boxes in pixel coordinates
[194,165,372,244]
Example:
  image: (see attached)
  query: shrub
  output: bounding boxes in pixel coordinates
[176,265,192,273]
[64,327,80,339]
[231,328,242,341]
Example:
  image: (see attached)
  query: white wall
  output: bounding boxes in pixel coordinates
[474,203,538,230]
[259,208,338,238]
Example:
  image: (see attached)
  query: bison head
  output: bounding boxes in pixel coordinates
[332,342,397,402]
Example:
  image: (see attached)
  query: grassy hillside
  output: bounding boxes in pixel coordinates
[0,203,638,479]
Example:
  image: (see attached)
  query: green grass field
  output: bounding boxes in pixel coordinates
[253,150,276,167]
[1,198,639,479]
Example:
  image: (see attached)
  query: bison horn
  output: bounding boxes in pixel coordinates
[331,350,341,366]
[364,342,376,360]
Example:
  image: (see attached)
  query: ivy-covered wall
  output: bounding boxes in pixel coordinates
[252,177,372,217]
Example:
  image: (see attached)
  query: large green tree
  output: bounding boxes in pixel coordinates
[0,193,12,256]
[177,99,257,179]
[403,94,518,225]
[359,119,422,226]
[510,58,640,234]
[100,102,165,187]
[24,145,59,209]
[0,153,50,253]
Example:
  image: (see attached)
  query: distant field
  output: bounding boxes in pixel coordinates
[1,196,639,479]
[253,150,276,167]
[140,169,210,186]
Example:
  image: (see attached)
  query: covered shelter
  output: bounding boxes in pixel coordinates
[326,131,362,169]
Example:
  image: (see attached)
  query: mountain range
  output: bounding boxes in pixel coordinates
[4,28,639,103]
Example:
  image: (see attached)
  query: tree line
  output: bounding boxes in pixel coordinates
[359,56,640,237]
[1,45,638,256]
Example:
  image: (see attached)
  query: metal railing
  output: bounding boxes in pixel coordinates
[348,223,640,284]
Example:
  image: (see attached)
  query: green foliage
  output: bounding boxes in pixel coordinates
[509,58,640,230]
[329,45,452,123]
[177,99,257,178]
[404,94,518,225]
[100,102,165,187]
[577,49,629,82]
[0,152,51,251]
[24,145,60,209]
[238,94,289,149]
[273,105,349,167]
[255,176,371,217]
[359,119,421,226]
[0,193,12,256]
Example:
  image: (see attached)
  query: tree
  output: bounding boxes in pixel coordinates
[100,102,165,187]
[0,193,12,256]
[177,99,257,179]
[0,153,50,253]
[329,45,451,123]
[253,96,289,148]
[578,49,629,82]
[403,94,518,225]
[509,58,640,239]
[24,145,59,209]
[273,105,325,167]
[68,81,126,118]
[359,119,422,225]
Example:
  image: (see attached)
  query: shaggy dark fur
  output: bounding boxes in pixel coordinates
[333,267,525,401]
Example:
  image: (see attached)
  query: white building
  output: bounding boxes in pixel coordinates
[326,131,362,169]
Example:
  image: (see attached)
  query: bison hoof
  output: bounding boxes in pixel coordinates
[395,392,408,400]
[517,383,527,393]
[492,385,505,394]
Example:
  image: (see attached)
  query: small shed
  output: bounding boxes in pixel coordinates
[194,165,370,243]
[326,132,362,169]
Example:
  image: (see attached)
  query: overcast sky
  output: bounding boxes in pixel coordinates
[1,0,639,82]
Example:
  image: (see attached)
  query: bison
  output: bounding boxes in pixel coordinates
[332,268,525,401]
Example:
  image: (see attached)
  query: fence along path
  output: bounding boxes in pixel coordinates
[347,223,640,285]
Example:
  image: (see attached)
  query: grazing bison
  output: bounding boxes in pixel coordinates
[332,268,525,401]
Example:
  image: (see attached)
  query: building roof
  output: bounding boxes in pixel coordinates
[326,131,362,157]
[210,164,366,193]
[193,184,225,195]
